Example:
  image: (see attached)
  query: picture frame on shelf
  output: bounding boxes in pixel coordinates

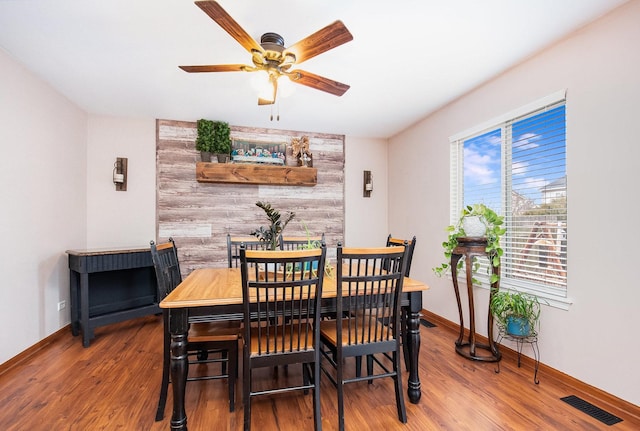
[231,139,286,166]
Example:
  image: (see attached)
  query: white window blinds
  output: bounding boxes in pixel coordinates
[450,91,567,298]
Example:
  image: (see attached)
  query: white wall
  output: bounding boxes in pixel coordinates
[389,1,640,405]
[344,136,388,246]
[0,48,87,363]
[86,116,156,248]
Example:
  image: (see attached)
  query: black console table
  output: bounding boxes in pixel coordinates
[450,237,502,362]
[67,247,159,347]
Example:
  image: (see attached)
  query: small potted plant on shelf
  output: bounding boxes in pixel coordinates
[195,119,215,162]
[212,121,232,163]
[251,201,295,251]
[432,203,506,285]
[489,289,541,337]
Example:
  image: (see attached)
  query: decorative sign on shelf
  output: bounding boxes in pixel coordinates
[290,136,313,167]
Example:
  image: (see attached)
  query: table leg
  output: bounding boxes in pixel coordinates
[406,291,422,404]
[80,273,92,347]
[169,308,189,431]
[69,270,80,336]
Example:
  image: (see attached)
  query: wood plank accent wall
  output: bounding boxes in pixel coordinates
[156,119,345,274]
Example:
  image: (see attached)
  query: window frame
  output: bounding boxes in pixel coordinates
[449,90,572,310]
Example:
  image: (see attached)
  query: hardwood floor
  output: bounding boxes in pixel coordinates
[1,314,638,431]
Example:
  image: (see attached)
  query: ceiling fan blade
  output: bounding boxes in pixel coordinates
[289,70,350,97]
[284,20,353,64]
[179,64,247,73]
[195,1,264,54]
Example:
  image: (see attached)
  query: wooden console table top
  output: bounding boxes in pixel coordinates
[66,246,150,256]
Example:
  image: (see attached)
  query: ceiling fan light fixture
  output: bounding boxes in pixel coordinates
[250,71,273,97]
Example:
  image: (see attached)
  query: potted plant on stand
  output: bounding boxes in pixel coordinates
[433,203,506,284]
[196,119,214,162]
[490,289,541,337]
[213,121,231,163]
[433,203,506,362]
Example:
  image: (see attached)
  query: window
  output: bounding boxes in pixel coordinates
[450,91,567,300]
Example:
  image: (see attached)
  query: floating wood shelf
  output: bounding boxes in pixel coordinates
[196,162,317,186]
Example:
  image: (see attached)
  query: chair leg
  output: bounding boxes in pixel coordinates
[302,363,309,395]
[155,314,171,421]
[221,350,228,375]
[393,351,407,423]
[337,354,345,431]
[355,355,362,377]
[243,362,251,431]
[366,354,374,384]
[313,360,322,431]
[228,345,237,412]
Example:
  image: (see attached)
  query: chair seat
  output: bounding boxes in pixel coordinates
[320,319,395,346]
[189,320,241,343]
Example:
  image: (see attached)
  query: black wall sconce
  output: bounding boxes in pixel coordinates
[363,170,373,198]
[113,157,127,191]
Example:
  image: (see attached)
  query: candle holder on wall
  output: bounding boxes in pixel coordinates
[363,170,373,197]
[113,157,127,191]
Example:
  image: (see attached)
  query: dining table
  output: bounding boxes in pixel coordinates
[159,266,429,431]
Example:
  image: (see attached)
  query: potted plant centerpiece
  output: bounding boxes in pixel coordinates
[251,201,295,251]
[212,121,231,163]
[433,203,506,285]
[489,289,541,337]
[297,221,334,277]
[195,118,215,162]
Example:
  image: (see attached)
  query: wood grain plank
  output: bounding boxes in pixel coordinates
[157,119,344,275]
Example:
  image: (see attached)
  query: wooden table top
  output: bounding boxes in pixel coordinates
[160,267,429,309]
[65,246,150,256]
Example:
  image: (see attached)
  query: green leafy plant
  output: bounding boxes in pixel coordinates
[432,203,506,284]
[195,119,215,153]
[298,221,333,278]
[489,289,541,336]
[251,201,295,250]
[212,121,231,155]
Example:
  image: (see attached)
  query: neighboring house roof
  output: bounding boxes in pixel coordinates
[541,176,567,192]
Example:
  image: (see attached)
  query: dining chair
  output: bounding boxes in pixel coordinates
[354,235,417,377]
[151,238,241,421]
[386,234,417,277]
[319,244,408,431]
[279,233,326,250]
[240,245,327,431]
[227,233,267,267]
[387,234,417,370]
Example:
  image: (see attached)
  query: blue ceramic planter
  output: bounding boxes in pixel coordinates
[506,316,531,336]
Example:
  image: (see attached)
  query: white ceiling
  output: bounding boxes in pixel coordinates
[0,0,628,138]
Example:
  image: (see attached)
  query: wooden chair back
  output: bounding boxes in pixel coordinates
[150,238,182,298]
[240,246,327,364]
[386,235,416,277]
[335,244,407,351]
[227,234,267,268]
[279,233,326,250]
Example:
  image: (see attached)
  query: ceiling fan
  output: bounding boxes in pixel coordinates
[180,1,353,105]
